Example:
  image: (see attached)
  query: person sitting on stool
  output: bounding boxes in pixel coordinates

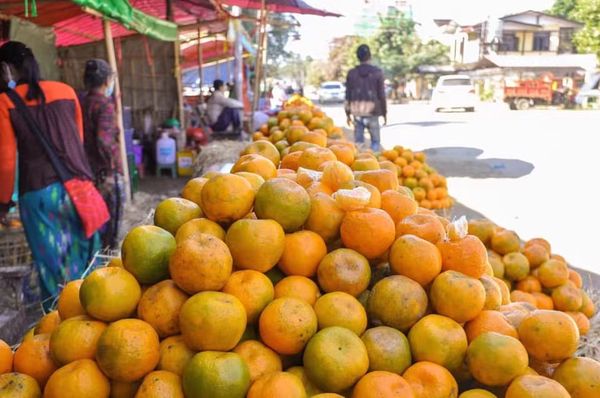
[207,79,243,134]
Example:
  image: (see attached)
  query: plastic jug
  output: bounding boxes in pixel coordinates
[156,132,176,165]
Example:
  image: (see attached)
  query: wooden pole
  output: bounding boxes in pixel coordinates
[251,1,267,130]
[168,0,185,134]
[197,23,204,104]
[103,19,131,203]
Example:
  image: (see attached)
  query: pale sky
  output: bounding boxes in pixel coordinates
[288,0,556,59]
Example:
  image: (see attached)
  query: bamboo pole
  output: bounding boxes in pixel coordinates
[168,0,185,132]
[197,23,204,104]
[103,19,131,203]
[251,1,268,130]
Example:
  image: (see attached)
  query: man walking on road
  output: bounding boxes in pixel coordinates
[345,44,387,151]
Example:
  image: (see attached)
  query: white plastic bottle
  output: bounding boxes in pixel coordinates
[156,132,176,165]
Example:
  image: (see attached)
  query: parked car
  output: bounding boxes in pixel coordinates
[318,81,345,103]
[575,74,600,108]
[432,75,477,112]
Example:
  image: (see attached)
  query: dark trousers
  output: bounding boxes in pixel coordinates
[212,107,241,132]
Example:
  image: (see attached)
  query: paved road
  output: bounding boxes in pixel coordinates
[321,102,600,276]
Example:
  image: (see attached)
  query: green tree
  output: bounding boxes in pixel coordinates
[550,0,580,19]
[571,0,600,59]
[325,35,364,81]
[371,7,449,78]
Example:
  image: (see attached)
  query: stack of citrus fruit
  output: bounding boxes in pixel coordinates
[1,108,598,398]
[252,99,452,210]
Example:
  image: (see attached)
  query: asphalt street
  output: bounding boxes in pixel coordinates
[321,101,600,276]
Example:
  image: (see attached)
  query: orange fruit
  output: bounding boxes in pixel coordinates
[464,310,519,343]
[553,357,600,397]
[568,269,583,288]
[518,310,579,362]
[361,326,412,374]
[494,276,511,305]
[274,276,320,306]
[408,314,467,371]
[314,292,367,335]
[352,157,380,171]
[333,186,371,211]
[306,181,333,198]
[515,276,542,293]
[233,340,282,383]
[231,154,278,180]
[552,283,583,312]
[0,372,41,397]
[278,231,327,277]
[480,275,502,310]
[566,311,590,335]
[303,326,369,393]
[247,371,306,398]
[96,319,159,382]
[379,160,400,176]
[43,359,109,398]
[13,334,58,388]
[280,151,302,171]
[389,234,442,286]
[226,219,285,273]
[317,248,371,297]
[525,237,551,252]
[299,147,337,170]
[174,218,226,243]
[241,140,281,166]
[350,180,382,208]
[491,229,520,255]
[287,366,324,396]
[488,251,505,278]
[169,234,232,294]
[135,370,183,398]
[79,267,141,322]
[56,280,85,320]
[259,298,317,355]
[305,193,345,243]
[154,197,202,235]
[380,190,418,225]
[522,244,550,269]
[402,165,415,178]
[580,291,596,318]
[403,361,458,398]
[329,143,356,165]
[157,335,195,377]
[537,259,569,288]
[430,271,486,323]
[368,275,428,332]
[505,375,570,398]
[223,270,274,324]
[34,311,60,335]
[356,169,400,193]
[0,340,12,375]
[181,177,209,206]
[532,292,554,310]
[459,390,497,398]
[137,280,189,338]
[179,291,246,352]
[341,208,396,259]
[352,371,415,398]
[49,315,106,365]
[182,351,250,398]
[510,290,537,307]
[254,178,311,233]
[498,302,536,329]
[468,219,496,247]
[235,171,266,194]
[466,332,529,387]
[287,125,309,144]
[321,161,354,192]
[121,225,176,284]
[201,174,255,223]
[503,252,530,281]
[396,214,446,243]
[437,235,488,279]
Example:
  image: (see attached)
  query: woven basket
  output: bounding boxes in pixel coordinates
[0,216,31,268]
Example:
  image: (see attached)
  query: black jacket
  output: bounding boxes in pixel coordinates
[345,63,387,117]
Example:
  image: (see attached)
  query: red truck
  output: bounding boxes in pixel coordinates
[504,79,575,110]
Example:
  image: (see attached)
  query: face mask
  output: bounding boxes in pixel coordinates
[105,81,115,97]
[7,80,16,89]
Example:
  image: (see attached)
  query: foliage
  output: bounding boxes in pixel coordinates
[571,0,600,59]
[550,0,580,19]
[371,7,449,78]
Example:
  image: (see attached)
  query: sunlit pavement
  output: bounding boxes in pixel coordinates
[321,102,600,276]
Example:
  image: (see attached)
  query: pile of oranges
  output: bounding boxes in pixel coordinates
[0,101,598,398]
[252,98,452,210]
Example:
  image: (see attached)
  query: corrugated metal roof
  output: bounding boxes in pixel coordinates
[484,54,598,70]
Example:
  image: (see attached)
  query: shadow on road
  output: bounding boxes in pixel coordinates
[423,146,534,179]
